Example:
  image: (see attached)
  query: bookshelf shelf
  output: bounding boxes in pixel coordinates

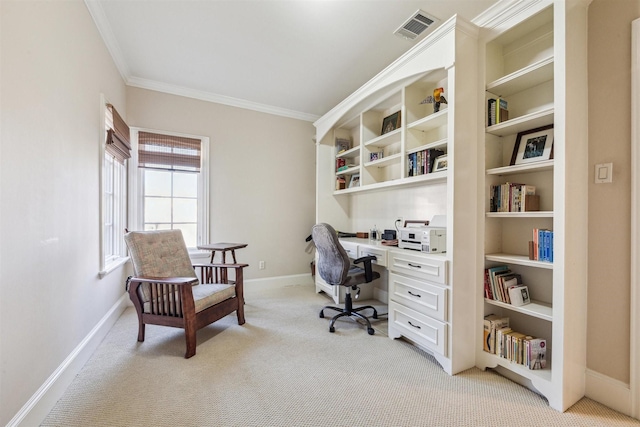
[486,160,554,176]
[485,298,552,322]
[479,351,553,383]
[364,152,401,168]
[486,56,554,98]
[407,138,448,155]
[335,165,359,176]
[336,146,360,159]
[486,211,553,218]
[486,107,554,137]
[407,109,448,132]
[485,253,553,269]
[364,128,401,148]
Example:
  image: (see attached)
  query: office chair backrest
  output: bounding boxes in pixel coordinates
[312,223,350,286]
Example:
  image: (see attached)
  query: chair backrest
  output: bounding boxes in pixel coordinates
[312,223,350,286]
[124,229,198,282]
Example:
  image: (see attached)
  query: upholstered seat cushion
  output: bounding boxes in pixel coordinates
[143,283,236,314]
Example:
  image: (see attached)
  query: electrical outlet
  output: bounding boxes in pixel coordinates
[259,261,265,270]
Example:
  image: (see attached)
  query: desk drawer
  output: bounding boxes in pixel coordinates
[389,301,447,356]
[340,241,358,259]
[389,251,447,284]
[389,273,447,321]
[357,245,387,267]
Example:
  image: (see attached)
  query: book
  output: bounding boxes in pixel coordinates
[484,314,509,354]
[487,265,509,302]
[527,338,547,370]
[497,98,509,124]
[488,98,497,126]
[496,326,512,358]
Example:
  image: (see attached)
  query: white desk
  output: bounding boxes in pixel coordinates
[315,238,450,368]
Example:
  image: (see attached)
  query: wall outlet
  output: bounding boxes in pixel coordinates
[259,261,265,270]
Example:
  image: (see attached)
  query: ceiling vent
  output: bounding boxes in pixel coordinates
[394,10,439,40]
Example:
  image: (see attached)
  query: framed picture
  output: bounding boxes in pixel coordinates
[348,174,360,188]
[381,111,401,135]
[369,151,384,162]
[510,125,554,165]
[433,155,448,172]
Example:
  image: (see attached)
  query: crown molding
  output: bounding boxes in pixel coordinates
[126,77,319,122]
[84,0,318,122]
[84,0,131,80]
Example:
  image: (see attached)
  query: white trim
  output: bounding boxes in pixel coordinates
[244,274,315,292]
[84,0,130,81]
[6,294,129,427]
[631,17,640,420]
[99,255,130,278]
[585,369,632,416]
[127,77,319,123]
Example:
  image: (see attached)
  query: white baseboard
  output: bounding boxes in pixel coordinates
[585,368,632,416]
[8,294,130,427]
[245,273,315,291]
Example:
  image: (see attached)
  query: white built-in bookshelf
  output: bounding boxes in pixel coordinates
[476,0,589,412]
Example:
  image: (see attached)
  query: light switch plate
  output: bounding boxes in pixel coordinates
[595,163,613,183]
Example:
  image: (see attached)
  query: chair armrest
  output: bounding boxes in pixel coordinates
[353,255,377,283]
[126,276,199,318]
[192,263,249,269]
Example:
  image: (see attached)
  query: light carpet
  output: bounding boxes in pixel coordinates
[42,283,640,427]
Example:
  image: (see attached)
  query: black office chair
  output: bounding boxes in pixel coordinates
[312,223,380,335]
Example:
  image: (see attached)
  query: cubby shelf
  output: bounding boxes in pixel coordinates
[486,160,554,176]
[485,253,553,270]
[485,298,553,322]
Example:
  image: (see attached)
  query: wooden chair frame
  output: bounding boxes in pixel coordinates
[127,263,246,358]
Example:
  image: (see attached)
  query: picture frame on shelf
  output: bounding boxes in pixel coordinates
[370,151,384,162]
[348,174,360,188]
[335,138,351,155]
[381,111,401,135]
[510,125,554,165]
[433,154,448,172]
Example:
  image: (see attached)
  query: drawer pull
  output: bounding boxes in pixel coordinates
[408,263,422,269]
[407,291,422,298]
[408,321,422,329]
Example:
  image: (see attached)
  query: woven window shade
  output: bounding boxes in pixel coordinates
[106,105,131,163]
[138,131,201,172]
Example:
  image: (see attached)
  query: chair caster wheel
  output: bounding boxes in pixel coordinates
[319,312,324,318]
[329,326,335,333]
[368,328,375,335]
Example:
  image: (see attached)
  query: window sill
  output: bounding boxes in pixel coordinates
[99,256,130,278]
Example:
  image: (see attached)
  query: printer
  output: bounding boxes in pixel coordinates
[398,215,447,254]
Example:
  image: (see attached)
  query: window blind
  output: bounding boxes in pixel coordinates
[138,131,201,172]
[106,104,131,163]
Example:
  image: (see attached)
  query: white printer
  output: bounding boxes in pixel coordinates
[398,215,447,253]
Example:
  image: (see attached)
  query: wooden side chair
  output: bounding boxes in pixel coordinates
[124,229,247,358]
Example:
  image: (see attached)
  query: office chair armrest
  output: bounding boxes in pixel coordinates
[353,255,377,282]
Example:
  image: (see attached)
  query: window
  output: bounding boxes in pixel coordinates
[130,129,209,251]
[100,96,131,275]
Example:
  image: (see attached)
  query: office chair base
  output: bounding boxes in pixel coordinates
[319,304,378,335]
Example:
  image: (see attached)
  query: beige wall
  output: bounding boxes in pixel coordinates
[0,1,129,425]
[587,0,640,383]
[126,87,316,279]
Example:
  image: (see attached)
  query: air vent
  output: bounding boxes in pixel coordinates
[394,10,439,40]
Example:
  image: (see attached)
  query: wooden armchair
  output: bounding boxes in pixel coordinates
[124,229,247,358]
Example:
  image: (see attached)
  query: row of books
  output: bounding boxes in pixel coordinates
[530,228,554,262]
[487,98,509,126]
[489,182,538,212]
[407,148,444,177]
[484,265,527,305]
[483,315,547,370]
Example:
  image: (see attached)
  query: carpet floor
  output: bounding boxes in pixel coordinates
[41,283,640,427]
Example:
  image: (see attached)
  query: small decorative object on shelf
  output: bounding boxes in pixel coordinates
[336,176,346,190]
[381,111,401,135]
[336,138,351,154]
[348,174,360,188]
[433,154,448,172]
[510,124,554,165]
[420,87,448,113]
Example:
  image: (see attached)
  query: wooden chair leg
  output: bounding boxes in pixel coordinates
[185,328,196,359]
[237,299,245,325]
[137,321,145,342]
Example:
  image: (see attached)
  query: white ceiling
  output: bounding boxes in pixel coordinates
[86,0,498,122]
